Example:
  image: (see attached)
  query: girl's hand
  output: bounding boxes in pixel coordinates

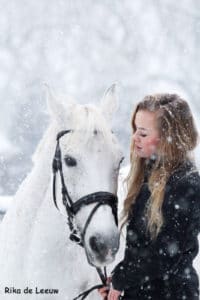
[98,285,109,299]
[98,277,112,300]
[98,277,112,299]
[108,287,122,300]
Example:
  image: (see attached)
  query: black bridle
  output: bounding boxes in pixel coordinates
[52,130,119,299]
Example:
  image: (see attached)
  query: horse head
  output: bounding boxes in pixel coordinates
[46,85,123,268]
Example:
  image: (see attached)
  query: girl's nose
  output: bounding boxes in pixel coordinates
[133,132,140,143]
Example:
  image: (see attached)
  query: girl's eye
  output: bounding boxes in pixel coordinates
[64,155,77,167]
[140,134,147,137]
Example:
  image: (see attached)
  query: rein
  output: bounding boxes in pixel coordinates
[52,130,118,299]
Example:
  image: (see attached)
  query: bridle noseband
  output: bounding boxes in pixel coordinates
[52,130,119,299]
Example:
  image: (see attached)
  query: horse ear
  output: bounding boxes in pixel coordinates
[45,84,74,124]
[100,84,119,122]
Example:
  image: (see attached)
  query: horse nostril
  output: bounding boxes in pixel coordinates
[89,236,107,255]
[89,236,98,252]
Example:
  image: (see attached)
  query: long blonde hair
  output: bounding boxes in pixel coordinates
[122,94,198,239]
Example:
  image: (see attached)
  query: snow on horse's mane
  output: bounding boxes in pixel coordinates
[32,102,113,164]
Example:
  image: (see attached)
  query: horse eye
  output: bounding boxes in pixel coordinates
[64,155,77,167]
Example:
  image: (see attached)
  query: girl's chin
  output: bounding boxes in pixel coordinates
[138,154,148,158]
[135,150,146,158]
[135,149,149,158]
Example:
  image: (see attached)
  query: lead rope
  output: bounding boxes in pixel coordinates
[73,266,124,300]
[73,267,108,300]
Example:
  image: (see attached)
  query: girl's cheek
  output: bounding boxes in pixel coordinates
[147,141,159,152]
[148,138,159,146]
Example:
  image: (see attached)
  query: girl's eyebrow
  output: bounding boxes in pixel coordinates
[136,126,148,131]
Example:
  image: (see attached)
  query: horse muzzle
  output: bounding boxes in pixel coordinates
[85,230,120,267]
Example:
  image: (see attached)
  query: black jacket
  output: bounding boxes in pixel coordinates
[112,161,200,300]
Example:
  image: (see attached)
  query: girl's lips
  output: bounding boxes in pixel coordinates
[136,145,142,150]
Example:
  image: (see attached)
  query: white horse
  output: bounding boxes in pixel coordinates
[0,85,124,300]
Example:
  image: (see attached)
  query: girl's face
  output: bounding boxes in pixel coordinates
[132,110,160,158]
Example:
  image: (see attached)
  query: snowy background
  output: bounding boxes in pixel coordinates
[1,0,200,196]
[0,0,200,282]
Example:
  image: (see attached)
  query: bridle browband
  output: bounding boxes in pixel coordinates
[52,130,119,299]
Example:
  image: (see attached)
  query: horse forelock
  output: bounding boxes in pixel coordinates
[64,104,114,147]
